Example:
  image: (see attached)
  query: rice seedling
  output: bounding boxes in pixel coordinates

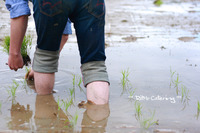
[170,67,176,79]
[128,88,137,99]
[121,68,133,95]
[135,101,142,120]
[57,97,63,111]
[7,80,19,99]
[141,110,159,129]
[69,111,79,128]
[196,101,200,119]
[72,74,76,89]
[78,76,82,87]
[154,0,163,6]
[2,35,32,66]
[134,101,158,129]
[69,88,75,101]
[64,111,79,129]
[181,85,190,102]
[62,98,73,111]
[121,69,130,88]
[174,74,181,88]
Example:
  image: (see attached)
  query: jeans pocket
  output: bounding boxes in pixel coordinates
[38,0,63,17]
[88,0,105,18]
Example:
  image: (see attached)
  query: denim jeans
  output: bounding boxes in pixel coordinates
[32,0,109,86]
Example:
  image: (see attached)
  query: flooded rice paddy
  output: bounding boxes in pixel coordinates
[0,0,200,132]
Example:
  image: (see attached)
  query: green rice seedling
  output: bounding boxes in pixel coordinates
[128,88,136,99]
[170,67,176,79]
[154,0,163,6]
[7,80,19,99]
[25,66,31,74]
[78,76,82,87]
[64,111,79,129]
[69,88,75,99]
[121,69,132,95]
[181,85,190,103]
[134,101,142,120]
[57,97,63,111]
[174,74,181,95]
[196,101,200,119]
[72,74,76,89]
[62,98,73,111]
[180,85,190,110]
[141,110,159,129]
[69,111,79,128]
[2,35,32,66]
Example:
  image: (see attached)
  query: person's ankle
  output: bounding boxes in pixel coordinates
[86,81,109,105]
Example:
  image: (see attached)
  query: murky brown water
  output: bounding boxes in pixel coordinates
[0,0,200,132]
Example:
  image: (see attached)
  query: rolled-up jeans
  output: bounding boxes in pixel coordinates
[32,0,109,86]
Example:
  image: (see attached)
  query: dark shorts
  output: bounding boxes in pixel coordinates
[32,0,109,86]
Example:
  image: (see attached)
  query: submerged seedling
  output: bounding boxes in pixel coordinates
[2,35,32,66]
[7,80,19,99]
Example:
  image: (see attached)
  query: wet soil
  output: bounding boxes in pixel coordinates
[0,0,200,132]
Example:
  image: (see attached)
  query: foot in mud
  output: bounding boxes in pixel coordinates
[25,68,34,80]
[86,81,109,105]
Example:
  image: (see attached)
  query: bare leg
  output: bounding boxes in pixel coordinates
[34,72,55,95]
[60,34,68,52]
[86,81,109,105]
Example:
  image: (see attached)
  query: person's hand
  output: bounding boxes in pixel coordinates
[25,68,34,80]
[8,53,24,71]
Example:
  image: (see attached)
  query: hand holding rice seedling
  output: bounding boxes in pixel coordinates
[2,35,32,66]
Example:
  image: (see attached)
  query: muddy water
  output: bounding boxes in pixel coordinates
[0,0,200,132]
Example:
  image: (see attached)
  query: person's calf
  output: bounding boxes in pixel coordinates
[86,81,109,105]
[34,72,55,95]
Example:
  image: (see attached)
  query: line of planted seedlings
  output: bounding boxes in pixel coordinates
[57,74,84,129]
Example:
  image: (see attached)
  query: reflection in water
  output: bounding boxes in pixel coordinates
[35,95,72,132]
[80,103,110,133]
[8,102,33,130]
[7,79,110,132]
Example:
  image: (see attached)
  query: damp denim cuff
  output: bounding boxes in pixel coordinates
[81,61,109,87]
[32,48,60,73]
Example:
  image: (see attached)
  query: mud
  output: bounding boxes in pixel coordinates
[0,0,200,132]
